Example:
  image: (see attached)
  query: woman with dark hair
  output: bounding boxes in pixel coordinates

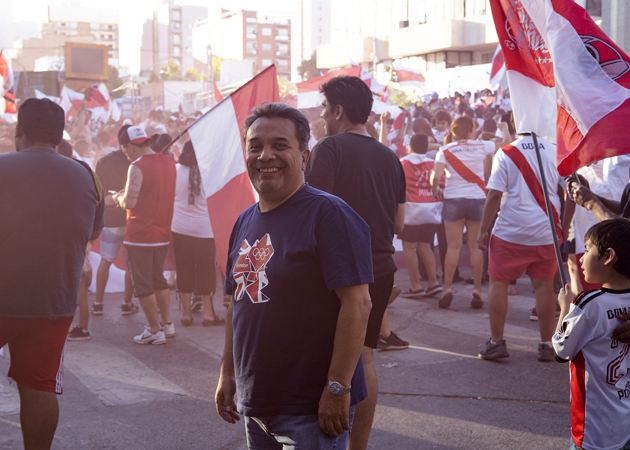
[171,140,224,326]
[430,117,511,310]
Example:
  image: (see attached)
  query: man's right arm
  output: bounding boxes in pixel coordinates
[215,300,240,424]
[570,182,619,221]
[114,165,142,210]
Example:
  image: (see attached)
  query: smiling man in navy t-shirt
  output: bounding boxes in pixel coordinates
[215,103,373,448]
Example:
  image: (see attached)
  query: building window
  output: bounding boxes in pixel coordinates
[262,43,272,52]
[277,28,288,36]
[278,59,289,68]
[262,28,272,36]
[262,59,273,67]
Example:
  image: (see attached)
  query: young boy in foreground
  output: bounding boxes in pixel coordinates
[553,219,630,450]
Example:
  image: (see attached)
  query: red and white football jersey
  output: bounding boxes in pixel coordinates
[399,154,442,225]
[553,288,630,450]
[487,135,564,246]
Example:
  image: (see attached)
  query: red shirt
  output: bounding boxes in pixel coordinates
[124,153,176,246]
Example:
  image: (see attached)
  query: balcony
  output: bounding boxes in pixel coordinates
[246,33,257,40]
[246,49,257,55]
[276,51,289,56]
[388,16,497,58]
[274,35,289,41]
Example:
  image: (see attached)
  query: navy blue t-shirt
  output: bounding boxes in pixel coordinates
[0,148,105,318]
[224,184,374,417]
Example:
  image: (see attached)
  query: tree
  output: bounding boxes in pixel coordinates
[185,67,203,81]
[160,61,183,81]
[297,51,319,81]
[148,71,160,83]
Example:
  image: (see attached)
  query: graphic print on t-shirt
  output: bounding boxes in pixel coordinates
[232,233,274,303]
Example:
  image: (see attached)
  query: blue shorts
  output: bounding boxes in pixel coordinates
[99,226,126,263]
[245,406,355,449]
[441,198,485,222]
[570,437,630,450]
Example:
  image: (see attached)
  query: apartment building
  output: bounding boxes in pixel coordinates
[140,1,208,75]
[291,0,332,81]
[193,9,292,81]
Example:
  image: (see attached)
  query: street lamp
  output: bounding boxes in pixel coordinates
[197,11,236,107]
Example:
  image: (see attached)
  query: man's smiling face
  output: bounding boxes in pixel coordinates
[245,117,309,203]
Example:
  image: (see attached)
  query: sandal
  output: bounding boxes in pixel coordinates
[438,292,453,309]
[401,287,425,299]
[202,317,226,326]
[471,292,483,309]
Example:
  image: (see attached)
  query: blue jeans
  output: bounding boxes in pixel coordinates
[570,437,630,450]
[244,406,355,450]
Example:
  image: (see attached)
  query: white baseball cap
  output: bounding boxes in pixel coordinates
[121,126,153,145]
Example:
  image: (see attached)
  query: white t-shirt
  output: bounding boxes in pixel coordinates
[400,154,442,225]
[171,164,214,238]
[432,128,449,145]
[435,139,494,200]
[574,157,630,254]
[553,288,630,450]
[487,136,564,246]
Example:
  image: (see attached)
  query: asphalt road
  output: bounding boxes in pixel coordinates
[0,254,571,450]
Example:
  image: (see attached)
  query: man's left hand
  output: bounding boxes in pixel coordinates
[318,389,350,437]
[477,231,489,252]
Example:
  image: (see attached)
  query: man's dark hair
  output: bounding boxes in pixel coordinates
[151,133,173,153]
[117,124,132,145]
[56,140,73,158]
[319,76,373,125]
[243,102,310,151]
[18,98,65,145]
[409,134,429,154]
[585,219,630,279]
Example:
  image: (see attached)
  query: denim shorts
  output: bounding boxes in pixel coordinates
[441,198,485,222]
[245,405,355,449]
[570,437,630,450]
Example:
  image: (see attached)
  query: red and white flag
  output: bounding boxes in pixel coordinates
[393,67,426,87]
[0,50,14,98]
[490,0,630,175]
[58,85,85,121]
[213,80,224,102]
[187,65,279,269]
[489,44,506,87]
[295,66,361,109]
[380,85,390,104]
[350,58,385,94]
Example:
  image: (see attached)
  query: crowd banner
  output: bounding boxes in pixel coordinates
[489,0,630,176]
[295,66,361,109]
[187,64,279,271]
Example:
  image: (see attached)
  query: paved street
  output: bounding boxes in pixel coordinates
[1,254,571,450]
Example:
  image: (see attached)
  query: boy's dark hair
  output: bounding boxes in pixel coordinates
[117,124,132,144]
[409,134,429,154]
[585,219,630,279]
[433,110,451,125]
[482,119,497,133]
[244,102,310,151]
[18,98,65,145]
[319,76,373,125]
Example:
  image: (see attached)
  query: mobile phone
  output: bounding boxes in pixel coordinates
[108,190,118,195]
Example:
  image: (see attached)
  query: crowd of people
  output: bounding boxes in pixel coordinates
[2,77,630,450]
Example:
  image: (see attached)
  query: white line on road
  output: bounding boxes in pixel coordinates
[64,341,188,406]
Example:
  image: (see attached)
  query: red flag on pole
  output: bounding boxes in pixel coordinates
[295,67,361,109]
[489,44,505,87]
[187,65,279,270]
[490,0,630,176]
[213,80,224,102]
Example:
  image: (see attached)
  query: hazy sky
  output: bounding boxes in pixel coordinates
[13,0,295,74]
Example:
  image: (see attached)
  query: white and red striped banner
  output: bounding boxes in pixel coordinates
[393,67,426,87]
[490,0,630,175]
[295,66,360,109]
[188,65,279,269]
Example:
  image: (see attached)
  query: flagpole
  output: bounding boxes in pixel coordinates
[523,131,568,288]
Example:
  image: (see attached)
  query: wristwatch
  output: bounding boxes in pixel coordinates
[327,380,351,395]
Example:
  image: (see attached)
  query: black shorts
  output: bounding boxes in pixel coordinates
[364,273,395,349]
[172,232,216,295]
[124,245,169,298]
[397,224,437,244]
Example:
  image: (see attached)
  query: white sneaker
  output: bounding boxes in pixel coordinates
[133,328,166,345]
[162,322,175,338]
